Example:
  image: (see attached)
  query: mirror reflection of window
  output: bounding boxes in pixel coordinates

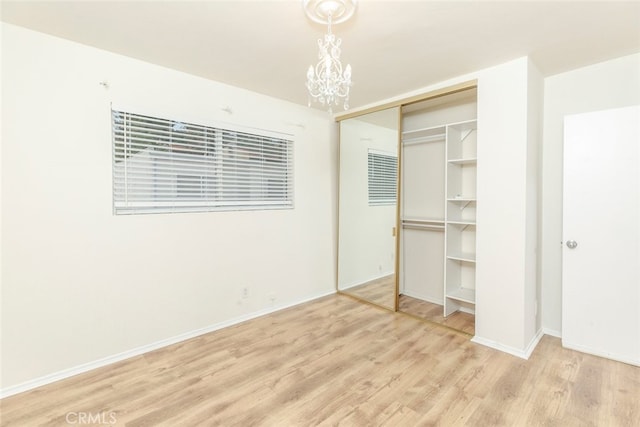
[367,149,397,206]
[337,107,399,311]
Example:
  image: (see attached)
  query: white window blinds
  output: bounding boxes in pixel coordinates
[112,110,293,214]
[367,149,397,206]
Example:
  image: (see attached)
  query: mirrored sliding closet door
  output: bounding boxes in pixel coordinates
[337,107,400,310]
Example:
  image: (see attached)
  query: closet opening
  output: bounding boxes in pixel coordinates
[398,88,477,335]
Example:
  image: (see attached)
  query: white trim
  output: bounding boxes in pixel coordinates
[458,306,475,315]
[400,289,442,306]
[0,290,336,399]
[471,336,528,359]
[542,327,562,338]
[471,328,544,360]
[339,273,394,291]
[524,329,545,358]
[562,341,640,367]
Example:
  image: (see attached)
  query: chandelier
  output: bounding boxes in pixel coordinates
[303,0,357,112]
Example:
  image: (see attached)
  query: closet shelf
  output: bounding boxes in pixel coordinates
[403,134,445,146]
[402,218,445,225]
[448,158,477,165]
[402,220,445,231]
[403,224,445,231]
[402,125,446,137]
[447,197,476,202]
[446,287,476,304]
[447,119,477,131]
[447,220,476,226]
[447,252,476,263]
[447,198,476,211]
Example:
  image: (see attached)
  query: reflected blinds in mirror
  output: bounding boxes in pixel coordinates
[367,149,397,206]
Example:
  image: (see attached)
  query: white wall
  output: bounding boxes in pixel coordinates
[338,117,397,288]
[474,57,539,355]
[526,60,544,343]
[541,53,640,335]
[0,23,337,392]
[0,23,3,386]
[402,99,477,131]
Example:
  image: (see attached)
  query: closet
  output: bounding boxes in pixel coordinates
[398,89,477,331]
[335,82,480,335]
[337,69,541,354]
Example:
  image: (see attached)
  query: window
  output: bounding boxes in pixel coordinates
[367,149,397,206]
[112,110,293,214]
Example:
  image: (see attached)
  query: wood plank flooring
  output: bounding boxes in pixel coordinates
[2,294,639,426]
[342,275,475,335]
[399,295,475,335]
[340,274,396,310]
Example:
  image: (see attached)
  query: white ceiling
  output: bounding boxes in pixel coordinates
[2,0,639,111]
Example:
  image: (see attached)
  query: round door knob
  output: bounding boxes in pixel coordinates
[566,240,578,249]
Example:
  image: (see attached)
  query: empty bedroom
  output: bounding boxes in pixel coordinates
[1,1,639,425]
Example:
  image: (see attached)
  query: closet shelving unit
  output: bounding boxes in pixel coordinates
[400,118,478,318]
[444,120,477,316]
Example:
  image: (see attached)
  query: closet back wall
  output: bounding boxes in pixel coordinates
[1,23,337,392]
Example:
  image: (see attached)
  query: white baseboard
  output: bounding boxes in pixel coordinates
[471,328,544,360]
[524,329,545,358]
[0,289,336,399]
[340,272,394,291]
[562,340,640,367]
[458,306,476,315]
[400,289,442,306]
[542,327,562,338]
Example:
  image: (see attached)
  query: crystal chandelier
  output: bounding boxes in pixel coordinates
[304,0,357,112]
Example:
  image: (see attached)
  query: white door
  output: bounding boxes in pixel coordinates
[562,105,640,366]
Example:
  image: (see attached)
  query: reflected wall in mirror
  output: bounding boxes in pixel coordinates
[337,107,399,310]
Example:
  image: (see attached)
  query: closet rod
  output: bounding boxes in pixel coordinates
[402,135,446,146]
[402,224,445,231]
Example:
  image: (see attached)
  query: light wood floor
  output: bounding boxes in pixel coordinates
[342,276,475,335]
[399,295,475,336]
[2,295,639,426]
[340,274,396,310]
